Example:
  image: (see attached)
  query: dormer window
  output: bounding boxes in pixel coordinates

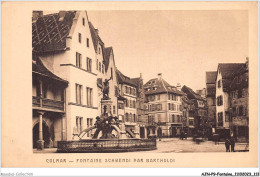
[152,80,155,84]
[152,87,156,90]
[218,80,221,88]
[148,82,151,85]
[78,33,81,43]
[86,38,89,47]
[82,18,85,26]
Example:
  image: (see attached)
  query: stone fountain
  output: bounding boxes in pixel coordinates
[57,78,156,153]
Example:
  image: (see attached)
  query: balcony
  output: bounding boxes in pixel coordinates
[33,96,64,112]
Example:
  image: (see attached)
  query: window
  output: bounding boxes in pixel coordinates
[82,18,85,26]
[157,104,162,111]
[133,101,136,108]
[189,119,194,126]
[125,99,129,107]
[76,52,82,68]
[168,94,171,100]
[168,103,171,110]
[118,103,124,109]
[225,111,230,122]
[218,112,223,126]
[125,86,128,94]
[98,47,101,54]
[218,80,221,88]
[125,113,129,122]
[113,106,116,114]
[78,33,81,43]
[157,114,161,122]
[130,100,133,108]
[157,95,160,100]
[239,106,243,116]
[173,104,176,111]
[111,68,113,80]
[172,115,175,122]
[129,113,132,122]
[217,95,223,106]
[86,58,92,72]
[76,117,83,134]
[102,64,104,74]
[96,59,98,70]
[133,114,136,122]
[237,89,242,98]
[99,62,101,72]
[86,38,89,47]
[86,87,93,107]
[76,84,82,104]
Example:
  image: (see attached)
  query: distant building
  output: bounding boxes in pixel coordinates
[215,63,244,137]
[228,60,249,142]
[116,69,139,138]
[181,94,196,136]
[182,85,207,134]
[144,74,184,138]
[131,74,149,138]
[206,71,217,129]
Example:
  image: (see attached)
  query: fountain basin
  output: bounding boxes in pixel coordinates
[57,138,157,153]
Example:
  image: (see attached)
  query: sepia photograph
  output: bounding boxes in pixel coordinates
[1,1,258,172]
[32,10,249,153]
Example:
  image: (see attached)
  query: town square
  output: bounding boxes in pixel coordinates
[32,10,249,153]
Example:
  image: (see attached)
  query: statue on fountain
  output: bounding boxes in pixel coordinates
[102,77,112,100]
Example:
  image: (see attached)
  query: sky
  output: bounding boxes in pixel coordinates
[87,10,248,91]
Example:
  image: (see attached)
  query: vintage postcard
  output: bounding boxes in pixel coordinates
[1,1,258,168]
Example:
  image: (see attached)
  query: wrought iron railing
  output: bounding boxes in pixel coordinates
[33,96,64,111]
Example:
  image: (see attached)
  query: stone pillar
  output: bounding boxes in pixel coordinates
[144,127,147,139]
[120,123,127,139]
[37,111,45,150]
[61,114,66,141]
[134,125,140,138]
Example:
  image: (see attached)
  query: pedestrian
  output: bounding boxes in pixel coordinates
[225,138,231,152]
[180,130,184,140]
[230,136,235,152]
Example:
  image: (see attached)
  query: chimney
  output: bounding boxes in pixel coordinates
[176,83,181,91]
[140,73,142,79]
[32,11,43,23]
[95,29,99,35]
[158,73,162,80]
[58,11,66,21]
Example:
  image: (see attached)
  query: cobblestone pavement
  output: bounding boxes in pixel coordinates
[33,138,249,153]
[135,138,249,153]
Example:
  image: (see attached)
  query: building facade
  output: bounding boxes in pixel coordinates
[32,57,68,149]
[228,61,249,142]
[181,85,207,135]
[116,69,139,138]
[33,11,100,143]
[215,63,245,137]
[144,74,184,138]
[206,71,217,130]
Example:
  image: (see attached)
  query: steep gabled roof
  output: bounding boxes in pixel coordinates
[206,71,217,84]
[144,78,184,95]
[116,69,137,87]
[218,63,244,79]
[33,58,68,83]
[88,21,104,52]
[217,63,244,91]
[181,85,204,101]
[32,11,77,53]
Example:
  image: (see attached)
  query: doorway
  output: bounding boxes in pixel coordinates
[33,122,51,148]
